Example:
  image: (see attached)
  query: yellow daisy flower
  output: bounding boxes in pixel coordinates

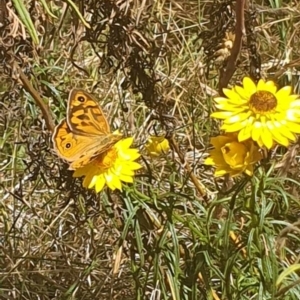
[204,134,262,177]
[211,77,300,149]
[73,138,142,192]
[145,135,170,157]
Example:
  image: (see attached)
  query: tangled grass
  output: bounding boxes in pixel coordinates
[1,0,300,299]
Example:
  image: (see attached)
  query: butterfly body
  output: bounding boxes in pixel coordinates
[52,89,122,170]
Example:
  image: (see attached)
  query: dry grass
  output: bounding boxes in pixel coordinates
[2,0,300,299]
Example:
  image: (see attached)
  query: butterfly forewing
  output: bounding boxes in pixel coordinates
[67,89,111,135]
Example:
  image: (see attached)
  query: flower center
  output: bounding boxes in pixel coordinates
[93,148,117,170]
[249,91,277,114]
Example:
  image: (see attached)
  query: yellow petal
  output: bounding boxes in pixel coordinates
[204,157,215,165]
[222,89,245,104]
[260,127,273,149]
[235,85,251,100]
[286,109,300,122]
[215,168,231,177]
[84,173,97,188]
[251,121,262,141]
[266,121,289,146]
[275,86,292,101]
[243,77,257,95]
[95,175,105,192]
[222,120,247,132]
[290,99,300,108]
[119,174,134,183]
[211,111,235,119]
[286,121,300,133]
[257,79,277,94]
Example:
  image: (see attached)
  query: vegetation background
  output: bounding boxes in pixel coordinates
[1,0,300,299]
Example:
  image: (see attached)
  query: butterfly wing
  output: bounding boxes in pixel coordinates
[52,119,122,170]
[52,89,123,169]
[66,89,111,136]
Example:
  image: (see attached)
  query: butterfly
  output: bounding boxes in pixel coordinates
[52,89,122,170]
